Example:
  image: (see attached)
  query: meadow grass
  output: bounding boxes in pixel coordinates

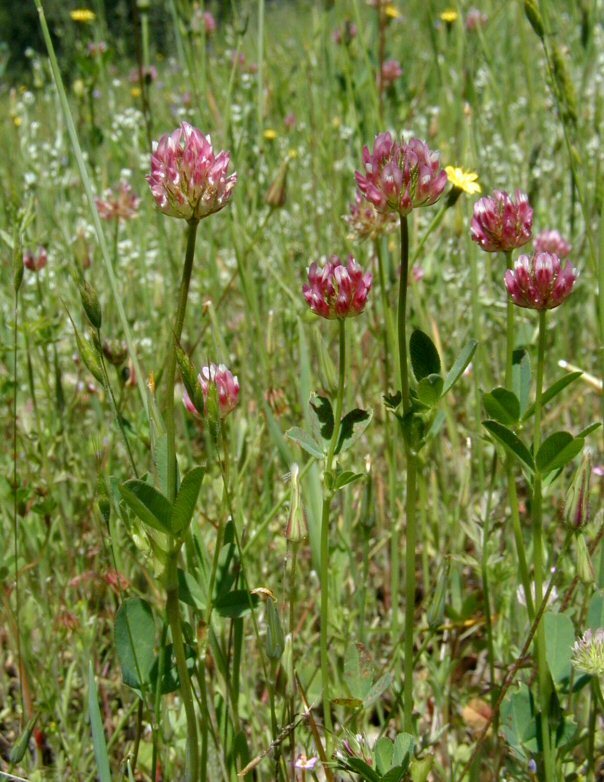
[1,1,603,780]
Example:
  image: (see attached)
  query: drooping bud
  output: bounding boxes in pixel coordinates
[265,160,289,209]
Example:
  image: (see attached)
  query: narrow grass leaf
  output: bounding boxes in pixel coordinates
[512,349,531,416]
[88,662,112,782]
[522,371,582,420]
[442,339,477,395]
[9,714,38,764]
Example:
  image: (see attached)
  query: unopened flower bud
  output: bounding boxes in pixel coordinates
[574,533,594,584]
[265,596,285,661]
[286,464,308,542]
[79,280,102,329]
[565,451,591,529]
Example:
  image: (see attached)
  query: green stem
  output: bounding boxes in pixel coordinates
[504,251,535,621]
[398,216,411,414]
[165,552,199,782]
[320,318,346,747]
[532,309,555,782]
[398,214,418,734]
[165,219,199,502]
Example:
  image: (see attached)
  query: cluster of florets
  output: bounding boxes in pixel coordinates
[344,192,397,241]
[504,252,577,310]
[95,181,141,221]
[470,189,533,252]
[355,133,447,216]
[147,122,237,221]
[183,363,240,419]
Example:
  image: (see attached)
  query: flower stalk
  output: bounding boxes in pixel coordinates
[320,316,346,745]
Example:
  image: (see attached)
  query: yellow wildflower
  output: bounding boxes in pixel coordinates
[70,8,96,22]
[263,128,278,141]
[131,86,142,98]
[445,166,481,195]
[385,4,400,18]
[13,116,22,127]
[440,9,458,23]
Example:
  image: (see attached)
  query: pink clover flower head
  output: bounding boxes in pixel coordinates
[183,363,240,419]
[534,229,571,258]
[128,65,158,84]
[344,191,397,241]
[504,252,577,310]
[332,20,358,46]
[23,246,48,272]
[470,189,533,252]
[87,40,108,57]
[147,122,237,221]
[303,255,372,320]
[203,11,217,34]
[95,181,141,221]
[465,8,488,31]
[355,133,447,216]
[379,59,403,89]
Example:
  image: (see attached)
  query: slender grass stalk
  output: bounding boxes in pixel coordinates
[532,309,555,782]
[34,0,149,415]
[320,317,347,747]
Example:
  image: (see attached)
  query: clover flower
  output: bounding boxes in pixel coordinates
[355,133,447,216]
[534,229,571,258]
[147,122,237,221]
[470,189,533,252]
[183,363,240,419]
[344,192,397,241]
[465,8,488,30]
[572,628,604,677]
[379,59,403,90]
[504,252,577,310]
[303,255,372,320]
[23,246,48,272]
[95,181,141,221]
